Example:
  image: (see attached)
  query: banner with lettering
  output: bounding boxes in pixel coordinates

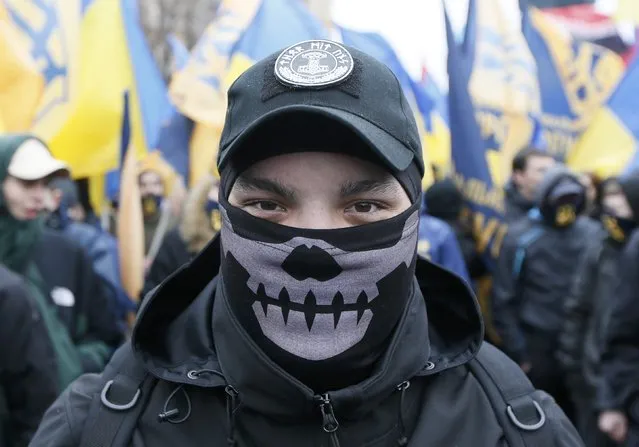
[523,5,625,162]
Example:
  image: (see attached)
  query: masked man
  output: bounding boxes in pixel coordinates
[33,41,581,447]
[493,166,598,419]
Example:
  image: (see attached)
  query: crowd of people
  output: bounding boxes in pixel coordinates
[0,39,637,446]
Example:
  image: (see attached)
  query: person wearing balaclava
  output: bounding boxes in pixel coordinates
[142,174,221,299]
[0,134,123,394]
[493,165,598,420]
[32,41,581,447]
[135,151,182,265]
[598,172,639,447]
[555,174,639,446]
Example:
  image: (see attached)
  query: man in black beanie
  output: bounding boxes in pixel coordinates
[32,40,582,447]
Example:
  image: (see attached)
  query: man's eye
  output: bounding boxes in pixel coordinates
[350,202,381,213]
[247,201,284,212]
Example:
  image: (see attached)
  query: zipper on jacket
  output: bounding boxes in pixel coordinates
[315,393,341,447]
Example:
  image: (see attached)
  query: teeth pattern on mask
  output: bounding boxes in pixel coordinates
[252,283,373,330]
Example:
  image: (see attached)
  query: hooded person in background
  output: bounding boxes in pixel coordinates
[44,178,134,332]
[504,148,556,224]
[424,178,485,280]
[32,41,581,447]
[557,175,639,446]
[0,265,57,446]
[137,152,182,267]
[0,134,123,393]
[492,165,597,418]
[142,174,221,297]
[598,172,639,447]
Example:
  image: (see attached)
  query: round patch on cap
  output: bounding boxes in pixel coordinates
[275,40,354,88]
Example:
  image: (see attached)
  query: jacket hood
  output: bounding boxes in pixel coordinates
[535,166,585,210]
[178,175,217,253]
[132,234,483,418]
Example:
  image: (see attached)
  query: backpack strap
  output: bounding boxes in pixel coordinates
[469,343,553,447]
[512,227,544,281]
[80,344,155,447]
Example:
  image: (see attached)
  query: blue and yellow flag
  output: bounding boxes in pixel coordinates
[2,0,134,178]
[523,5,625,162]
[446,1,508,268]
[0,3,43,132]
[102,0,175,206]
[469,0,541,188]
[569,52,639,177]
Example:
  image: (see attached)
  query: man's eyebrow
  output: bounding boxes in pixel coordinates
[339,178,398,198]
[234,175,297,201]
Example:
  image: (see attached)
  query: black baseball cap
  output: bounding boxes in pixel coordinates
[217,39,424,177]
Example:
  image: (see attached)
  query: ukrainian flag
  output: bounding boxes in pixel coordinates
[569,53,639,177]
[469,0,541,188]
[523,4,625,162]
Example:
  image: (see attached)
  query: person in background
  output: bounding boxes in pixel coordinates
[557,175,639,446]
[143,174,221,297]
[137,152,182,269]
[0,134,123,392]
[0,265,57,446]
[44,178,134,331]
[598,173,639,446]
[424,178,485,280]
[505,147,556,223]
[492,165,596,418]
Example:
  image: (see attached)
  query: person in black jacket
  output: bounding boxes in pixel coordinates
[599,179,639,446]
[492,165,597,417]
[143,174,220,297]
[557,175,639,446]
[31,41,581,447]
[0,134,123,392]
[0,265,57,447]
[505,147,557,224]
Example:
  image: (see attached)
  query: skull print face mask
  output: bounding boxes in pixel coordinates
[217,193,420,390]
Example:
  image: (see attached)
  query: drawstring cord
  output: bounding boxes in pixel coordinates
[396,380,411,446]
[225,385,239,446]
[158,385,192,424]
[186,369,240,446]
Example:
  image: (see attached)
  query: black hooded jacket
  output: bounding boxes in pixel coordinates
[557,174,639,405]
[0,266,57,447]
[492,167,598,363]
[31,235,581,446]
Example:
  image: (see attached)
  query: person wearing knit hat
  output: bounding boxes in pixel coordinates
[557,173,639,446]
[0,134,123,394]
[33,41,580,447]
